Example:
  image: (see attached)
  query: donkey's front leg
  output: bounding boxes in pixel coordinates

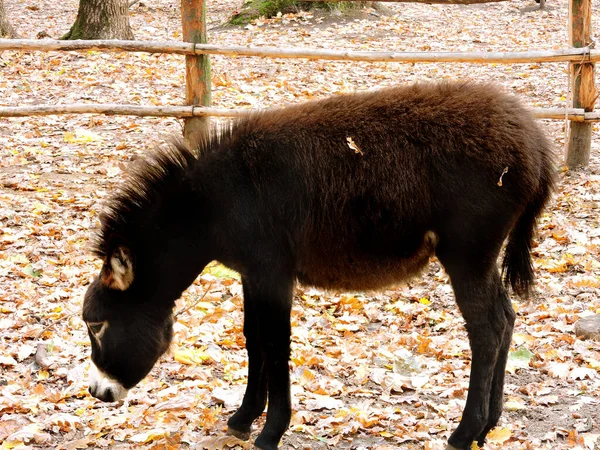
[227,281,269,440]
[237,273,294,450]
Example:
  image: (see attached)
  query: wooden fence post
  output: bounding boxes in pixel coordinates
[566,0,595,168]
[181,0,211,149]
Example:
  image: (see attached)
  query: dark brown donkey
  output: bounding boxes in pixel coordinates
[82,81,555,450]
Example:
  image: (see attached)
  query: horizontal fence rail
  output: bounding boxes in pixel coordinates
[1,39,597,122]
[1,39,598,64]
[303,0,508,3]
[1,104,598,121]
[0,104,248,118]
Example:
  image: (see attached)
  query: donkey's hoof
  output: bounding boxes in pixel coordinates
[227,427,251,441]
[253,434,279,450]
[253,444,277,450]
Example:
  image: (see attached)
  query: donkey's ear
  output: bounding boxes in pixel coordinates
[100,245,134,291]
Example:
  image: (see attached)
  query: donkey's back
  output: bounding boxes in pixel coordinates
[217,82,554,293]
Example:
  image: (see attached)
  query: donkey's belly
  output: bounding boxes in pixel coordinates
[295,231,438,291]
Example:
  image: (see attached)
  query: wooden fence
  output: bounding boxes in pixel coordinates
[0,0,596,166]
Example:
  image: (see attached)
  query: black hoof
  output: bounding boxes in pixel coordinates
[445,445,466,450]
[254,433,279,450]
[227,427,251,441]
[253,443,277,450]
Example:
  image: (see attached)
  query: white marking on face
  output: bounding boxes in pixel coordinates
[89,362,129,402]
[88,321,108,349]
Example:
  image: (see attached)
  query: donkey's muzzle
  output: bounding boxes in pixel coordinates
[89,362,129,402]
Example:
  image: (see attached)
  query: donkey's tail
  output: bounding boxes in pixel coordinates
[502,152,555,299]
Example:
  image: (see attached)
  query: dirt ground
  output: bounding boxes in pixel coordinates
[2,0,600,449]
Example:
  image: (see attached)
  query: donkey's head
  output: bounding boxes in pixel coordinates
[83,141,209,402]
[83,241,175,402]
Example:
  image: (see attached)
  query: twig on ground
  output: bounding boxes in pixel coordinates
[36,311,79,339]
[175,282,215,318]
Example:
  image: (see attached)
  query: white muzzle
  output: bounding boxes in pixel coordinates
[89,362,129,402]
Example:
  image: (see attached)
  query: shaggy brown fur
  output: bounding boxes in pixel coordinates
[85,81,555,450]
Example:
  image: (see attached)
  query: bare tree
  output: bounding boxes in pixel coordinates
[0,0,18,38]
[62,0,134,40]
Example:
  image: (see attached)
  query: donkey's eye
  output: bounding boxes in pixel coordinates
[87,321,108,338]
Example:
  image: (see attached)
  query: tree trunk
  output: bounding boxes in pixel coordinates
[230,0,507,22]
[0,0,18,38]
[62,0,134,40]
[231,0,372,24]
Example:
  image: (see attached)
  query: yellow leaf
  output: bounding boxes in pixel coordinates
[173,348,209,365]
[486,426,512,444]
[587,358,600,370]
[512,333,534,346]
[32,202,50,215]
[37,370,49,380]
[551,229,569,243]
[173,348,195,365]
[505,396,527,411]
[129,428,167,443]
[64,129,101,144]
[538,254,575,273]
[419,297,430,305]
[356,413,378,427]
[300,368,316,384]
[571,277,600,288]
[1,441,28,449]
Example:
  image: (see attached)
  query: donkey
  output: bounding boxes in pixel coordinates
[82,81,555,450]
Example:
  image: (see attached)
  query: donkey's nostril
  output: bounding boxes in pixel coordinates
[88,362,129,402]
[94,387,115,402]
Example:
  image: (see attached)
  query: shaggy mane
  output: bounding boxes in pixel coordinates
[91,123,241,259]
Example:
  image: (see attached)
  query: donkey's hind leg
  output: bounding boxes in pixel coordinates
[476,285,516,446]
[437,244,512,450]
[227,280,269,440]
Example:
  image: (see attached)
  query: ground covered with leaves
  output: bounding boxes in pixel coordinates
[2,0,600,448]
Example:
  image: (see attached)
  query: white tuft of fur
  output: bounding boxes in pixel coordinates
[109,247,134,290]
